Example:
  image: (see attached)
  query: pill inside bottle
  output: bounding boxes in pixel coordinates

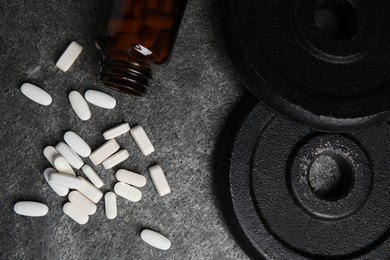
[96,0,188,96]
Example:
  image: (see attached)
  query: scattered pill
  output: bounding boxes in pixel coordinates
[116,169,146,188]
[114,182,142,202]
[53,155,76,176]
[130,125,155,156]
[20,83,52,106]
[56,41,83,72]
[14,201,49,217]
[43,168,69,196]
[63,202,89,225]
[81,164,104,188]
[102,149,129,170]
[84,90,117,109]
[49,173,82,189]
[43,146,59,167]
[104,192,117,220]
[69,91,91,121]
[149,165,171,196]
[140,229,171,250]
[145,13,174,30]
[68,191,97,215]
[55,142,84,169]
[89,139,120,165]
[77,177,103,203]
[103,123,130,140]
[64,131,91,157]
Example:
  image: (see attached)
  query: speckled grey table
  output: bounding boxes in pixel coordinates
[0,0,249,259]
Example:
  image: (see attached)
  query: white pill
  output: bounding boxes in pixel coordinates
[103,123,130,140]
[43,146,59,167]
[89,139,120,165]
[69,91,91,121]
[64,131,91,157]
[130,125,155,156]
[53,155,76,176]
[55,142,84,169]
[14,201,49,217]
[77,177,103,203]
[102,149,129,170]
[81,164,104,188]
[49,173,82,189]
[20,83,52,106]
[68,190,97,215]
[140,229,171,250]
[104,192,117,219]
[63,202,89,225]
[149,165,171,196]
[116,169,146,188]
[43,168,69,196]
[56,41,83,72]
[114,182,142,202]
[84,90,116,109]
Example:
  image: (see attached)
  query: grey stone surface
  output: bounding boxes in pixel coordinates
[0,0,248,259]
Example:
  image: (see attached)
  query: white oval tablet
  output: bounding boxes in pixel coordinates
[103,123,130,140]
[55,142,84,169]
[114,182,142,202]
[81,164,104,188]
[43,146,59,167]
[77,177,103,203]
[53,155,75,176]
[14,201,49,217]
[130,125,155,156]
[85,90,116,109]
[149,165,171,196]
[64,131,91,157]
[63,202,89,225]
[49,173,82,189]
[20,83,52,106]
[68,191,97,215]
[89,139,120,165]
[116,169,146,188]
[102,149,129,170]
[43,168,69,196]
[56,41,83,72]
[69,91,91,121]
[104,192,117,219]
[140,229,171,250]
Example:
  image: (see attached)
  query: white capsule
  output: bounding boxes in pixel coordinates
[43,146,59,167]
[53,155,75,176]
[64,131,91,157]
[103,123,130,140]
[55,142,84,169]
[89,139,120,165]
[140,229,171,250]
[43,168,69,196]
[20,83,52,106]
[49,173,82,189]
[116,169,146,188]
[102,150,129,170]
[63,202,89,225]
[77,177,103,203]
[149,165,171,196]
[56,41,83,72]
[84,90,116,109]
[130,125,155,156]
[14,201,49,217]
[68,191,97,215]
[104,192,117,220]
[69,91,91,121]
[114,182,142,202]
[81,164,104,188]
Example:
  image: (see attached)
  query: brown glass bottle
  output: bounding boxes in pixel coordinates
[96,0,187,95]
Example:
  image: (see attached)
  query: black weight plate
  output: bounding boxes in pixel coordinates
[223,0,390,132]
[215,95,390,259]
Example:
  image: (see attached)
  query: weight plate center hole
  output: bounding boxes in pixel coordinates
[314,0,359,41]
[308,153,355,201]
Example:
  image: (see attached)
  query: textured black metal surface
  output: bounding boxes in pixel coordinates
[215,96,390,259]
[223,0,390,132]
